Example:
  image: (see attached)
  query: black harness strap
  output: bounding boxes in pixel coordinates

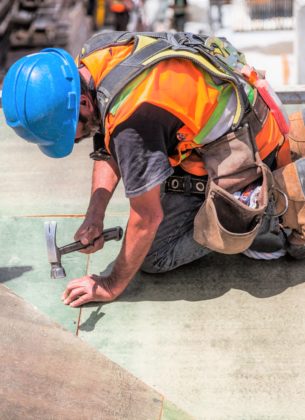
[80,31,172,58]
[80,31,133,56]
[97,38,172,127]
[164,175,207,195]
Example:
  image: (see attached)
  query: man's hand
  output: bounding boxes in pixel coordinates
[74,219,104,254]
[62,274,119,307]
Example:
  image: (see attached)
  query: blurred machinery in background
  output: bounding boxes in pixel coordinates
[210,0,293,31]
[0,0,149,81]
[0,0,108,80]
[231,0,293,30]
[247,0,293,20]
[8,0,88,51]
[0,0,18,68]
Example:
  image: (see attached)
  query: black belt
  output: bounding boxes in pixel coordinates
[164,175,207,195]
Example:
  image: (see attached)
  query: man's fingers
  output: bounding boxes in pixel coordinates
[69,294,92,307]
[63,287,85,305]
[78,236,105,254]
[61,274,118,305]
[61,277,87,300]
[75,224,103,246]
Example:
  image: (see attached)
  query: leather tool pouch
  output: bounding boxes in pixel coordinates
[287,111,305,162]
[194,122,274,254]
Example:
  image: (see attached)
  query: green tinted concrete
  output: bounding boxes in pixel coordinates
[0,216,86,332]
[161,400,195,420]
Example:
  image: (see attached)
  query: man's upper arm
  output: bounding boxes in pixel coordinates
[129,184,163,224]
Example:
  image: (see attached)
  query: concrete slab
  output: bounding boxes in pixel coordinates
[0,283,183,420]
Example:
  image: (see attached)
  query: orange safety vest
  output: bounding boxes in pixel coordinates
[79,36,289,176]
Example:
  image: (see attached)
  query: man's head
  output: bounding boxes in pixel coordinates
[75,71,100,143]
[2,48,80,158]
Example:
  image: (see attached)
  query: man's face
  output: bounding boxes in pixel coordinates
[75,94,100,143]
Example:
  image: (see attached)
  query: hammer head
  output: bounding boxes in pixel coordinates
[44,221,66,279]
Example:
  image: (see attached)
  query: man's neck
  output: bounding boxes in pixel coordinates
[79,65,92,84]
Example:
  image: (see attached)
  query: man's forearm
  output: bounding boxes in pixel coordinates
[87,158,121,220]
[109,215,162,296]
[106,186,164,296]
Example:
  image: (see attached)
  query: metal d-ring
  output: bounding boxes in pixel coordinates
[170,178,180,190]
[195,181,205,192]
[265,188,289,218]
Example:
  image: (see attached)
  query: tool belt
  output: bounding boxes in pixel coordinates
[164,175,207,195]
[193,91,277,254]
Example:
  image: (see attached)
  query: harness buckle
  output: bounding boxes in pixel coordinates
[164,175,207,195]
[166,33,198,53]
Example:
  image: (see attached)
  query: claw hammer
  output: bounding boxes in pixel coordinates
[44,221,123,279]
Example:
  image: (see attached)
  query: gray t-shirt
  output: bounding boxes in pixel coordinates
[110,103,183,197]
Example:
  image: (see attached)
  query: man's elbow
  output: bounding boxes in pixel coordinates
[135,208,164,235]
[146,208,164,231]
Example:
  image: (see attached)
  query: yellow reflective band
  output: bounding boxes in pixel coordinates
[232,85,242,126]
[133,36,158,53]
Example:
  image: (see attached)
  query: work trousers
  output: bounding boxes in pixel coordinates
[141,191,211,273]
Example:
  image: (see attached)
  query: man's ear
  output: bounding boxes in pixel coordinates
[80,94,94,113]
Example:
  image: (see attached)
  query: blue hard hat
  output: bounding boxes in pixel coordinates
[2,48,80,158]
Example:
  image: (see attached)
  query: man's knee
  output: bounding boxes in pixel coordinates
[140,252,172,274]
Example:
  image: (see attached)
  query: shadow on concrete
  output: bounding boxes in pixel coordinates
[78,305,105,332]
[0,266,33,283]
[118,253,305,302]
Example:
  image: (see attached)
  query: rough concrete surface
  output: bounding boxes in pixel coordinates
[0,284,164,420]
